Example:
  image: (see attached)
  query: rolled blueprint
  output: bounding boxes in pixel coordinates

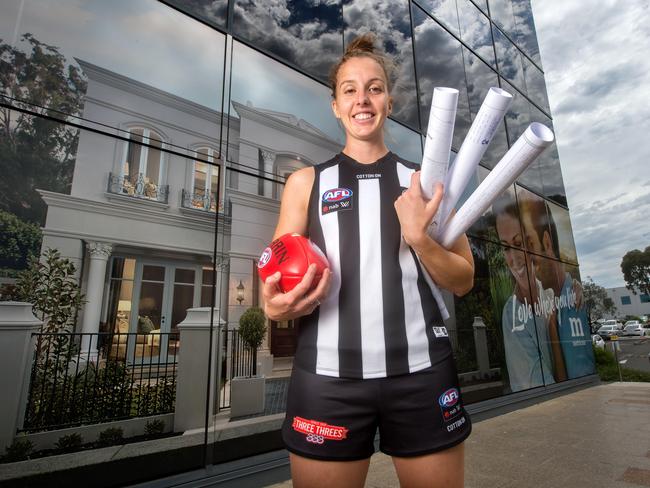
[439,122,554,249]
[420,87,458,200]
[434,87,513,237]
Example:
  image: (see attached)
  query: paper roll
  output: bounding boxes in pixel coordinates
[420,87,458,200]
[439,122,555,249]
[434,87,513,237]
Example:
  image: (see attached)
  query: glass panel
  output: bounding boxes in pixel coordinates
[462,48,506,168]
[473,0,489,14]
[142,264,165,282]
[343,0,419,129]
[488,0,516,35]
[0,109,79,275]
[416,0,460,36]
[107,279,134,334]
[4,0,226,129]
[532,258,596,380]
[385,118,423,164]
[522,55,550,114]
[137,281,164,334]
[201,285,214,307]
[175,268,196,284]
[202,266,215,285]
[516,185,551,257]
[457,0,496,68]
[538,142,566,206]
[546,202,578,265]
[228,40,341,187]
[233,0,343,82]
[511,0,541,65]
[493,25,525,91]
[194,161,209,193]
[469,166,519,245]
[145,131,162,185]
[484,240,553,391]
[502,80,529,144]
[126,129,144,182]
[450,238,507,402]
[164,0,228,29]
[171,283,194,330]
[412,5,471,150]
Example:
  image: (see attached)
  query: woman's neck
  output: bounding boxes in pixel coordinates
[341,139,389,165]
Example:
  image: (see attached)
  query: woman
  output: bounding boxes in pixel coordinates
[493,195,563,391]
[263,34,474,488]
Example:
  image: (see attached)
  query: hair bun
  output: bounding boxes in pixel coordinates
[345,33,377,56]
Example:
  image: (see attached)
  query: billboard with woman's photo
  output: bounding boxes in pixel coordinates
[484,187,595,393]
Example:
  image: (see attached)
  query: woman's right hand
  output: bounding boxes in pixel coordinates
[262,264,332,321]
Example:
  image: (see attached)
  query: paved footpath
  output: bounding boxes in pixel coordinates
[264,382,650,488]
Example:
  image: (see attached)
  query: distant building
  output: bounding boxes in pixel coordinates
[605,286,650,319]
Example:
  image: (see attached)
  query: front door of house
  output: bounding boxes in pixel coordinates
[127,262,197,363]
[270,319,297,357]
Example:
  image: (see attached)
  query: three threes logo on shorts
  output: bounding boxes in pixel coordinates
[322,188,353,215]
[292,416,349,445]
[438,388,463,423]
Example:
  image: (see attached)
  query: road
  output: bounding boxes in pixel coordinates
[607,336,650,373]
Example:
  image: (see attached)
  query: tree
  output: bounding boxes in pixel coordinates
[238,307,267,376]
[0,209,42,276]
[583,278,615,325]
[621,246,650,296]
[0,33,86,225]
[9,248,84,332]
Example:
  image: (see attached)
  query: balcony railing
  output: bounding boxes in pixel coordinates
[181,188,222,213]
[108,172,169,204]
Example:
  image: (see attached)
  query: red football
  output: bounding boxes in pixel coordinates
[257,233,329,292]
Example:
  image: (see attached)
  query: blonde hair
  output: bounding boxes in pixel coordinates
[329,33,396,98]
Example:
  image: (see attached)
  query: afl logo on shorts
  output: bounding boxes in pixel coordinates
[258,247,272,269]
[438,388,462,423]
[438,388,459,408]
[322,188,353,215]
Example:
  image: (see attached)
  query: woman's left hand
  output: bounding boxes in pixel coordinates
[394,171,444,250]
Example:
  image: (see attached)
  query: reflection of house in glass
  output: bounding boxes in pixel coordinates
[38,59,340,363]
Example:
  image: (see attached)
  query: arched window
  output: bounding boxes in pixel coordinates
[188,147,220,212]
[119,127,166,201]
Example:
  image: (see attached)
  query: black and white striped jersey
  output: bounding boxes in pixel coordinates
[295,151,450,379]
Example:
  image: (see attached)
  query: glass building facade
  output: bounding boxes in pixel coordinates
[0,0,595,485]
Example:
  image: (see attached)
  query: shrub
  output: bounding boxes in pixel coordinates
[2,437,33,463]
[238,307,267,350]
[55,433,83,453]
[144,419,165,436]
[238,307,267,376]
[97,427,124,447]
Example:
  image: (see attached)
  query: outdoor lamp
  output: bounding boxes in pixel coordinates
[236,280,245,304]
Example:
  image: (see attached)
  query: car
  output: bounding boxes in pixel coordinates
[591,334,605,349]
[598,319,623,332]
[597,324,621,340]
[623,323,644,336]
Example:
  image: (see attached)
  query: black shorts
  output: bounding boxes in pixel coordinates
[281,355,472,461]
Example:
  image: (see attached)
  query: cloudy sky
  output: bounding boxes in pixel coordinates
[531,0,650,289]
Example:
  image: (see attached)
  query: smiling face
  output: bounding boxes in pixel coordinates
[331,56,392,146]
[497,212,534,296]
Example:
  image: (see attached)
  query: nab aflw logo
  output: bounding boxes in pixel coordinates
[569,317,584,337]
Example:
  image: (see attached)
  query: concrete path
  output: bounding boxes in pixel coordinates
[264,382,650,488]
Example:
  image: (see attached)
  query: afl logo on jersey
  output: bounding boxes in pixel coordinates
[438,388,459,408]
[323,188,352,202]
[322,188,353,215]
[258,247,272,269]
